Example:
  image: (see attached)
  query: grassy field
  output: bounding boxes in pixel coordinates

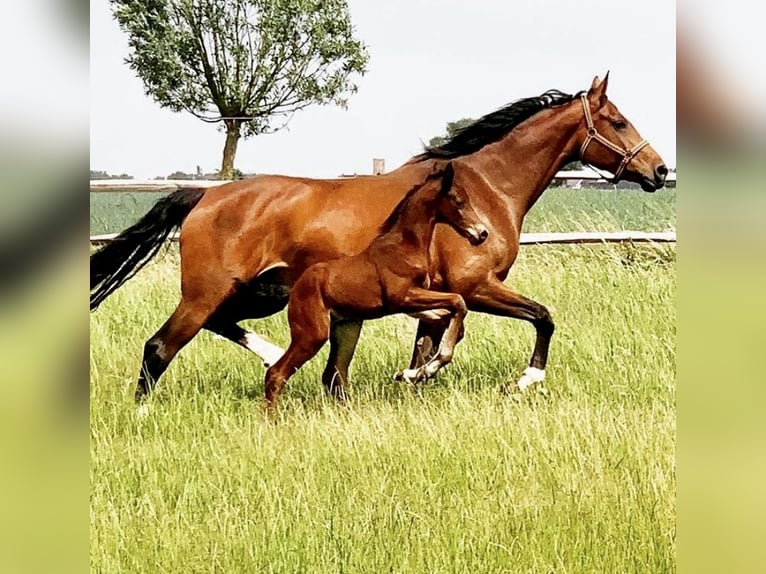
[90,187,675,573]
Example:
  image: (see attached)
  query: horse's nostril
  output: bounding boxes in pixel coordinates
[655,164,668,179]
[479,228,489,240]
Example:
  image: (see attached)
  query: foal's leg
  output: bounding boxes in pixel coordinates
[408,317,448,369]
[464,277,554,392]
[393,288,468,383]
[263,312,330,418]
[264,271,332,417]
[321,319,363,401]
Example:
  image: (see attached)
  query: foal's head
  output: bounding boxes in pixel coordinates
[436,162,489,246]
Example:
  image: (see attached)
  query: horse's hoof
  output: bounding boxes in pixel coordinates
[136,404,151,419]
[516,367,545,391]
[500,382,524,396]
[331,390,349,404]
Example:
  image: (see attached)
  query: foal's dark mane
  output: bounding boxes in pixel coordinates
[377,166,446,236]
[412,89,582,162]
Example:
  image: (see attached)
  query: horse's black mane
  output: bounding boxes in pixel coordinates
[414,89,582,161]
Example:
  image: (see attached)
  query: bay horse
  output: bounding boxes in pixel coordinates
[90,73,667,402]
[264,161,487,415]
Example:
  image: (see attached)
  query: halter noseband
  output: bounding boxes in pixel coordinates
[579,93,649,183]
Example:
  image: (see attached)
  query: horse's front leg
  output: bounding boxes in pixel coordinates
[393,289,467,383]
[464,277,554,392]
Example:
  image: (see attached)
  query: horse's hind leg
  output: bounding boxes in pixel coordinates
[321,319,363,401]
[206,321,285,368]
[135,296,220,402]
[204,282,291,367]
[407,317,449,370]
[393,289,468,382]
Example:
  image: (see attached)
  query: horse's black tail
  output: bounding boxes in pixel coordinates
[90,188,205,311]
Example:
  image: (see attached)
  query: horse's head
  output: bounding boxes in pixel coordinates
[436,162,489,246]
[579,72,668,192]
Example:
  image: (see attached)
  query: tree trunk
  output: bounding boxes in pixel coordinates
[220,120,241,180]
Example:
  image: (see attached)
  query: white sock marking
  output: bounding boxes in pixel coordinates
[243,333,284,367]
[136,404,151,418]
[517,366,546,390]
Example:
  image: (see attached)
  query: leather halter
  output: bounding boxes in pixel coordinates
[579,94,649,182]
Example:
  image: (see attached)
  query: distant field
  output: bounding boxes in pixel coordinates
[90,186,676,572]
[89,185,676,235]
[91,191,168,235]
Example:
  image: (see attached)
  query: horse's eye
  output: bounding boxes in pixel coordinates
[612,119,627,130]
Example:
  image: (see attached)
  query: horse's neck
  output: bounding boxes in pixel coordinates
[467,102,582,219]
[385,191,439,253]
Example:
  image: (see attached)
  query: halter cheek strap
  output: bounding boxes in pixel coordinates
[579,94,649,182]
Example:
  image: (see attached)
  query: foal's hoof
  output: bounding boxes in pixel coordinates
[394,368,422,383]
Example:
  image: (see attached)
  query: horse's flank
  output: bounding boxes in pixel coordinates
[179,162,440,285]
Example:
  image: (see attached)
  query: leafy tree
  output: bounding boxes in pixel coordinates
[427,118,475,149]
[110,0,369,179]
[90,170,133,180]
[166,170,195,180]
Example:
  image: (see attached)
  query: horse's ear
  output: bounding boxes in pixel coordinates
[587,71,609,108]
[600,70,610,95]
[440,161,455,195]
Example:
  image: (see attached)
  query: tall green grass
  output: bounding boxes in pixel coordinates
[522,186,676,232]
[90,243,675,573]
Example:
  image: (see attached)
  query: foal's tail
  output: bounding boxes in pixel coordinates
[90,188,205,311]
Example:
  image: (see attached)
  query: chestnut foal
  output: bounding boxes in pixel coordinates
[264,162,488,415]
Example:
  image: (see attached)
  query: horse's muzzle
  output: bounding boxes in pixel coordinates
[467,224,489,245]
[641,164,668,192]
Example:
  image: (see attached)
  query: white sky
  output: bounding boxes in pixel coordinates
[90,0,676,179]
